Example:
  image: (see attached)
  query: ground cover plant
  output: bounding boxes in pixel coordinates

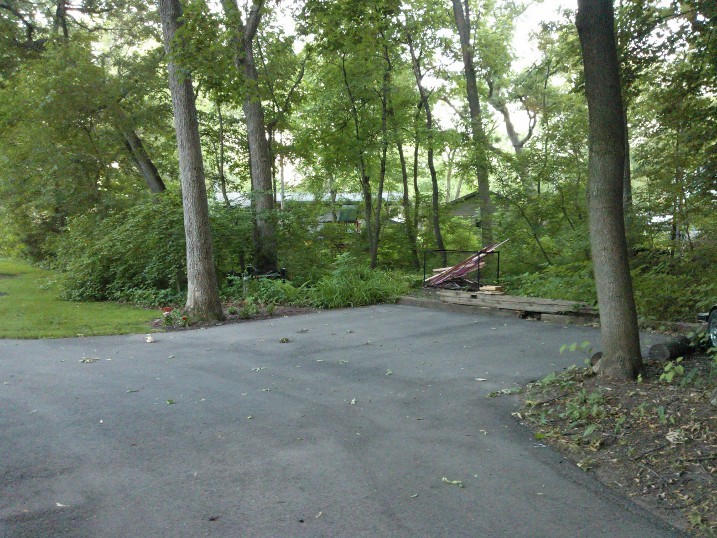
[513,339,717,535]
[0,259,157,338]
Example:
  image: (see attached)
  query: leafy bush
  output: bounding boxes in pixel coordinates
[632,269,716,321]
[307,253,409,308]
[256,278,308,305]
[55,191,252,304]
[505,254,715,321]
[232,253,409,309]
[505,261,597,304]
[56,193,187,302]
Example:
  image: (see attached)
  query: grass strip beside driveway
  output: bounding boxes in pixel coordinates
[0,258,156,338]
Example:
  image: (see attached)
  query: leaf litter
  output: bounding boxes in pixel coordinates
[515,351,717,535]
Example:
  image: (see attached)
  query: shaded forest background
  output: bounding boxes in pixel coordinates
[0,0,714,321]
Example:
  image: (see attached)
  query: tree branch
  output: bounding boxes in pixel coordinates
[245,0,264,44]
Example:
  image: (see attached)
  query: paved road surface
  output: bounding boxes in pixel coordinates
[1,305,677,537]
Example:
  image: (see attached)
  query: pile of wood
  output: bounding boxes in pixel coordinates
[424,240,508,289]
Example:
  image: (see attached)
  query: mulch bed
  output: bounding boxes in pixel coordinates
[515,351,717,535]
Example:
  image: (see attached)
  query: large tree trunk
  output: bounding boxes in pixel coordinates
[576,0,642,380]
[451,0,492,246]
[221,0,277,274]
[407,32,445,253]
[123,128,166,193]
[158,0,224,321]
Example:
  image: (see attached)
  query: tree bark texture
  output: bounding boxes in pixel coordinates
[576,0,642,379]
[221,0,277,274]
[451,0,493,246]
[158,0,224,321]
[123,128,166,193]
[397,138,420,268]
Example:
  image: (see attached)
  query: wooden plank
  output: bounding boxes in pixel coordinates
[437,290,597,315]
[480,285,504,292]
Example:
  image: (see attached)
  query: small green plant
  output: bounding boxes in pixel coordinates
[687,329,711,351]
[162,309,191,327]
[559,341,595,369]
[539,372,558,386]
[227,306,239,315]
[659,357,685,383]
[635,402,649,417]
[614,415,626,434]
[265,303,275,316]
[559,341,593,356]
[239,296,259,319]
[561,389,606,428]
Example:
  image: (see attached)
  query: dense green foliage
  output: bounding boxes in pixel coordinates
[231,253,411,309]
[0,0,714,321]
[55,191,252,305]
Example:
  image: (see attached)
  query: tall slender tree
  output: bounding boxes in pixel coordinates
[405,29,445,252]
[221,0,277,274]
[451,0,493,246]
[158,0,224,321]
[576,0,641,379]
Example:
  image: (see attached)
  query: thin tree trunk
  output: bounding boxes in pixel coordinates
[397,138,420,268]
[279,142,286,210]
[412,112,421,234]
[577,0,641,380]
[221,0,277,274]
[158,0,224,321]
[54,0,69,38]
[340,54,374,261]
[622,108,633,224]
[445,148,456,202]
[407,31,445,252]
[451,0,492,246]
[123,128,166,193]
[370,49,393,269]
[487,85,536,193]
[216,103,231,206]
[373,125,387,268]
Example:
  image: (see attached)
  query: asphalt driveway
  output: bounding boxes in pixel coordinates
[1,305,677,537]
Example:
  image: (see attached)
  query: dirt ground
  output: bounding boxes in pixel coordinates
[515,350,717,535]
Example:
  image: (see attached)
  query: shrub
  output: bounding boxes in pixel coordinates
[632,269,716,321]
[56,192,187,302]
[234,254,410,310]
[256,278,308,305]
[505,261,597,304]
[306,253,410,308]
[505,256,715,322]
[55,190,252,304]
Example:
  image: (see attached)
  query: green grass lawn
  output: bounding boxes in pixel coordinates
[0,258,159,338]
